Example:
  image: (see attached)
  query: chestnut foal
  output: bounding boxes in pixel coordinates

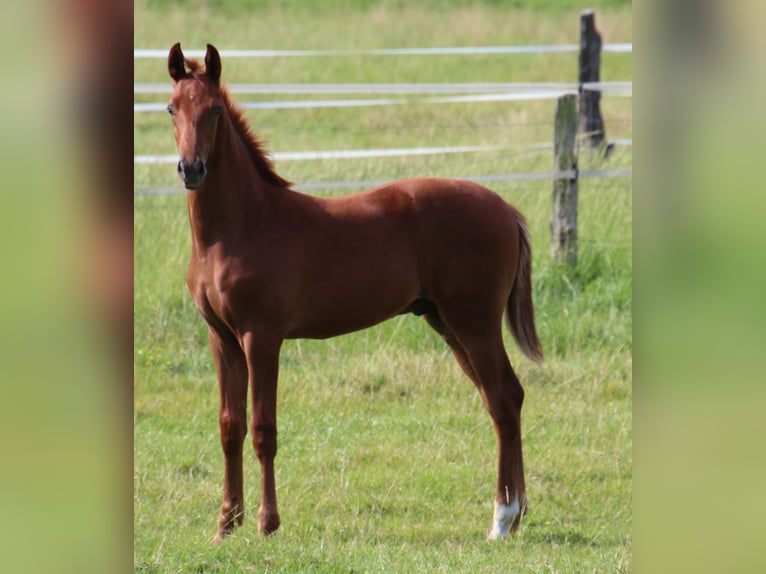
[166,42,542,543]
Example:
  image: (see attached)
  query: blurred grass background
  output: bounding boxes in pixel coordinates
[6,0,766,572]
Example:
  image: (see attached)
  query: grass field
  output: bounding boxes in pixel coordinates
[135,1,632,571]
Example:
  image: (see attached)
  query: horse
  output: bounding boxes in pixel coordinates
[166,42,543,543]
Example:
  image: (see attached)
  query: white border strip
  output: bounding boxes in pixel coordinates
[134,44,632,58]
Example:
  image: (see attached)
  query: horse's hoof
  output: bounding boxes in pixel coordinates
[488,498,521,541]
[212,531,226,545]
[258,508,281,536]
[213,508,242,544]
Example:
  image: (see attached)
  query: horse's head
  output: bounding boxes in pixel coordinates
[167,43,224,189]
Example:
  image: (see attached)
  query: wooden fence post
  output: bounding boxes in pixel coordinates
[552,93,579,265]
[578,9,608,153]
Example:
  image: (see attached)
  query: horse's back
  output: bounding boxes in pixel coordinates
[363,177,522,254]
[363,177,520,223]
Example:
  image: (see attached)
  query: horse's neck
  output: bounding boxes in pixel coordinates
[186,115,276,256]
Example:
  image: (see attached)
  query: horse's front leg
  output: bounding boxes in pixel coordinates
[208,328,249,544]
[242,330,283,536]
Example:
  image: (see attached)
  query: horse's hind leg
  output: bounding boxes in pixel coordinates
[424,311,480,385]
[425,312,526,540]
[462,330,527,540]
[208,328,249,544]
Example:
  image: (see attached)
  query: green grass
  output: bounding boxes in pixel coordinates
[135,1,631,572]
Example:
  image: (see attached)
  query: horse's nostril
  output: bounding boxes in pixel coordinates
[176,158,207,188]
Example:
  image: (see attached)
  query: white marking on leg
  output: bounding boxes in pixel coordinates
[488,496,520,541]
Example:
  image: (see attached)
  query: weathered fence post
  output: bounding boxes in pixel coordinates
[578,9,608,153]
[552,93,579,265]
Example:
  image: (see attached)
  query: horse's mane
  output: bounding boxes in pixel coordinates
[187,58,292,189]
[220,88,292,189]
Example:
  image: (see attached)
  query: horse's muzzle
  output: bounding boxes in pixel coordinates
[178,158,207,189]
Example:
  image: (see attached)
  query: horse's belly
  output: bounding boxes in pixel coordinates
[285,280,418,340]
[285,315,390,340]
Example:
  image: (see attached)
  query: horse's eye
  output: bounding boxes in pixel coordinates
[211,105,223,117]
[166,105,174,116]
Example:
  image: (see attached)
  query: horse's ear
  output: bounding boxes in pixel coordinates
[168,42,187,82]
[205,44,222,84]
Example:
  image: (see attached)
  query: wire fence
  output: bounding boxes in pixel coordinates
[134,43,632,59]
[134,83,631,112]
[135,41,632,253]
[135,80,630,96]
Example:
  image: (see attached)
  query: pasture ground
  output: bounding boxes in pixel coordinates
[134,1,632,571]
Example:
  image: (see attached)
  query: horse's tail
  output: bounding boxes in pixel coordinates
[507,215,543,363]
